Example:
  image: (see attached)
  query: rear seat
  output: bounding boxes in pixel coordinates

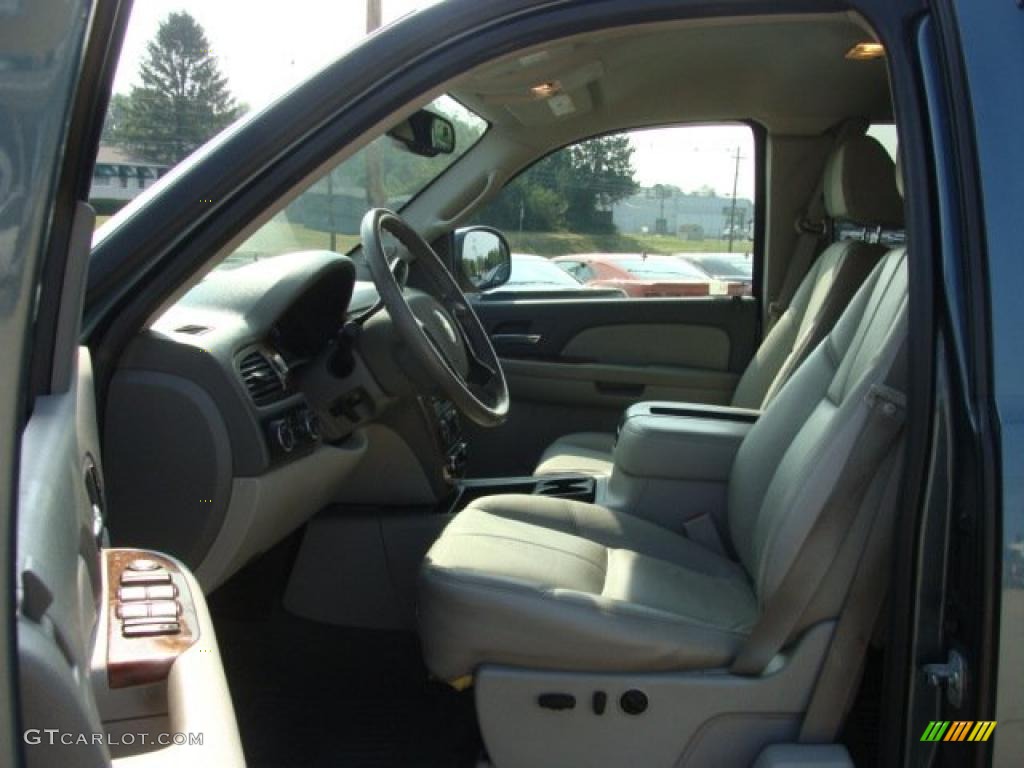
[535,134,904,477]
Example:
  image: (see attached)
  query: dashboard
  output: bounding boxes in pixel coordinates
[101,250,463,592]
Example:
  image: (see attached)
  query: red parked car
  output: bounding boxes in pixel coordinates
[553,253,715,297]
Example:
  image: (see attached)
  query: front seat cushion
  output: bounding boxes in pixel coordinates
[534,431,616,476]
[419,494,758,681]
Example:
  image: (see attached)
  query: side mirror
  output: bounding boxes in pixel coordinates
[387,109,456,157]
[454,226,511,292]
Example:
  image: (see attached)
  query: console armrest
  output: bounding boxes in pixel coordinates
[622,400,761,425]
[615,404,754,482]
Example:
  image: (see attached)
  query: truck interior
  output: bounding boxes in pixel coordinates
[17,6,940,768]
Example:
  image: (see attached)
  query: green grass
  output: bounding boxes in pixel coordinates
[287,228,361,253]
[505,231,753,257]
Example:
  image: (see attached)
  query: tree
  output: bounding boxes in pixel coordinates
[563,135,637,233]
[100,93,130,144]
[473,134,638,234]
[116,12,243,165]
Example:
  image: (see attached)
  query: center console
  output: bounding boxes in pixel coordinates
[438,400,760,522]
[600,401,758,545]
[453,472,597,512]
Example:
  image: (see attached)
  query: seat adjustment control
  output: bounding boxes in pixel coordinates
[538,693,576,711]
[620,689,648,715]
[592,691,607,715]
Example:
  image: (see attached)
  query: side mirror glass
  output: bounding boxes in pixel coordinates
[387,109,456,157]
[454,226,511,291]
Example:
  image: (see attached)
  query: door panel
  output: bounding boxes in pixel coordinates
[562,323,731,369]
[503,359,738,408]
[466,295,758,475]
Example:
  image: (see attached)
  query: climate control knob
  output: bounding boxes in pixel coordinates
[300,410,321,441]
[271,419,296,453]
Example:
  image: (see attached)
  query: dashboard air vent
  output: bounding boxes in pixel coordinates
[239,351,286,406]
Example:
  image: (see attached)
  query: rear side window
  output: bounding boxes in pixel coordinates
[867,123,898,161]
[472,123,757,298]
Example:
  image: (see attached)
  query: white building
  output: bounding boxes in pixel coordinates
[90,146,168,209]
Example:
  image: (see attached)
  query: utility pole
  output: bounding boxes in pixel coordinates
[364,0,385,207]
[727,145,742,253]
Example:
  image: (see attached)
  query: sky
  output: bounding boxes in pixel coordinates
[112,0,440,110]
[110,1,897,202]
[630,125,755,200]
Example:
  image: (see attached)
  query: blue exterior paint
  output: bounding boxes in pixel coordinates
[952,0,1024,762]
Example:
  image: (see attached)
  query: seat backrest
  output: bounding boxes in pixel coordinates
[731,135,904,409]
[727,245,908,607]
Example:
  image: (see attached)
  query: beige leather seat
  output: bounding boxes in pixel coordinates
[419,245,908,683]
[535,134,904,477]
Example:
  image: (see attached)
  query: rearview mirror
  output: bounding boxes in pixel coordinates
[454,226,511,292]
[387,109,456,157]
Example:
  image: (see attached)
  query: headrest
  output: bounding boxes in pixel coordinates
[824,134,903,227]
[894,149,903,199]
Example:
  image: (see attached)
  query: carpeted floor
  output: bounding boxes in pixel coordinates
[208,541,483,767]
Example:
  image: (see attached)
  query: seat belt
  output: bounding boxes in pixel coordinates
[798,448,905,743]
[760,243,885,406]
[765,119,868,334]
[730,340,907,676]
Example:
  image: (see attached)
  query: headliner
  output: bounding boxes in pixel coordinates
[451,12,891,147]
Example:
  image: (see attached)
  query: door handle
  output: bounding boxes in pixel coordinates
[490,333,542,345]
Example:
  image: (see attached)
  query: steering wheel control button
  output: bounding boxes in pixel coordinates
[619,689,649,715]
[127,558,162,572]
[122,622,181,638]
[116,603,150,619]
[537,693,576,711]
[117,586,148,602]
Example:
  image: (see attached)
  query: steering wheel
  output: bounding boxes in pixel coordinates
[361,208,509,427]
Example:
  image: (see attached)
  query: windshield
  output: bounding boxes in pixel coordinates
[610,257,708,280]
[90,1,455,232]
[217,95,485,271]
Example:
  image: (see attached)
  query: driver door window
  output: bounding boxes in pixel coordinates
[472,124,757,298]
